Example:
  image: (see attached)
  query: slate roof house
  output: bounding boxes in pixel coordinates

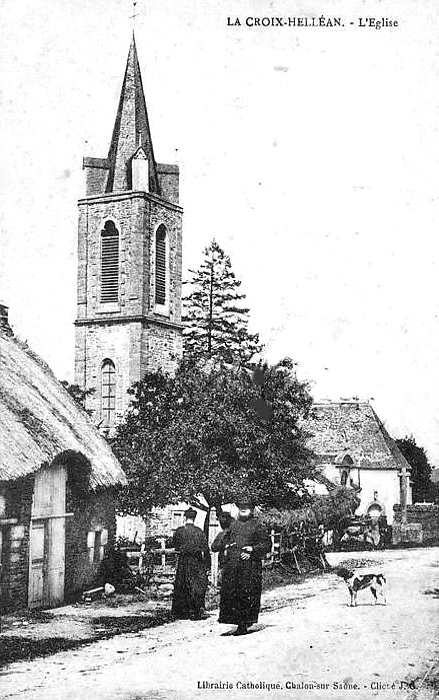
[306,400,412,524]
[0,305,127,611]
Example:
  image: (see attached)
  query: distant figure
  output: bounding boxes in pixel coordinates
[218,495,271,636]
[171,508,211,620]
[211,511,233,585]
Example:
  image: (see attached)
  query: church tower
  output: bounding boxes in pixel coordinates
[75,35,183,427]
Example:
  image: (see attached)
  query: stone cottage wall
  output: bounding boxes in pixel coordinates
[64,487,117,602]
[0,476,34,612]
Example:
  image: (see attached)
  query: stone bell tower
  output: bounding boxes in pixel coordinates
[74,34,183,427]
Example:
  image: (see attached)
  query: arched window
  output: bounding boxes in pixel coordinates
[101,359,116,424]
[100,221,119,303]
[155,224,167,305]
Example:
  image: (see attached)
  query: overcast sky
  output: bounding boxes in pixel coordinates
[1,0,439,463]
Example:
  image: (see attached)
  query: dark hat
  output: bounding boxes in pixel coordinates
[184,507,197,519]
[235,494,255,508]
[218,512,232,527]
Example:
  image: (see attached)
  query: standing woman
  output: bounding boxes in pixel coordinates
[171,508,211,620]
[219,495,271,635]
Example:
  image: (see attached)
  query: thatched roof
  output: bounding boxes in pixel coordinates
[0,330,127,489]
[259,487,361,532]
[307,401,410,471]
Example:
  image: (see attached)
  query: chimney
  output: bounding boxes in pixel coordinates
[0,303,13,337]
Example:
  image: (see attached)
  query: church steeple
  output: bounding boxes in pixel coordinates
[76,32,183,427]
[106,34,160,194]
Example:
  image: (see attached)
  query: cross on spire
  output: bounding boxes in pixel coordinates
[130,0,140,28]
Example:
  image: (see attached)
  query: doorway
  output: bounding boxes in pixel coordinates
[28,464,67,608]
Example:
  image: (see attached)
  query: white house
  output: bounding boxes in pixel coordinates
[306,400,411,524]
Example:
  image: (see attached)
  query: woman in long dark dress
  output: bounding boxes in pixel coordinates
[218,496,271,635]
[171,508,211,620]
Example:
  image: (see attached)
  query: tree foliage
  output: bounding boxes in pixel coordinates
[112,357,315,527]
[60,380,95,416]
[183,240,262,364]
[396,435,436,503]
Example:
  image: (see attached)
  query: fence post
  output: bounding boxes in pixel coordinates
[208,517,219,587]
[160,536,166,567]
[210,552,219,587]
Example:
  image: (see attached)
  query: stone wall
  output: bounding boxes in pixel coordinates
[393,504,439,544]
[0,477,117,612]
[64,487,117,601]
[75,190,183,424]
[0,476,34,612]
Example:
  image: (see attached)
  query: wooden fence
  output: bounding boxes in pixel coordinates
[126,531,281,587]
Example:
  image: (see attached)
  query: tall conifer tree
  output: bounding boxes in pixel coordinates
[183,240,262,364]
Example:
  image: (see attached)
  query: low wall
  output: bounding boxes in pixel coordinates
[393,504,439,544]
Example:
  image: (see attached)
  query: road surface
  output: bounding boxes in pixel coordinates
[1,548,438,700]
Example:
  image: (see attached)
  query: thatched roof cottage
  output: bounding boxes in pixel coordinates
[0,305,126,611]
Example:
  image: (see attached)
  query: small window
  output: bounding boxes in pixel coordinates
[101,359,116,424]
[171,511,184,530]
[100,221,119,303]
[87,529,108,564]
[155,225,166,305]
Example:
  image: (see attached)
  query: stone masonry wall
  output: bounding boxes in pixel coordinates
[0,476,34,612]
[140,323,183,378]
[394,504,439,543]
[75,192,183,423]
[64,488,117,602]
[148,198,182,324]
[76,321,141,420]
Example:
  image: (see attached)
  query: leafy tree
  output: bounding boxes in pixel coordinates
[112,357,315,533]
[183,240,262,364]
[396,436,435,503]
[60,380,95,416]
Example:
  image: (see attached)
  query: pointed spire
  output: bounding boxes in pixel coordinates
[106,34,160,194]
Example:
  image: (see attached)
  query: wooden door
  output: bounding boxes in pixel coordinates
[28,521,45,608]
[28,465,67,608]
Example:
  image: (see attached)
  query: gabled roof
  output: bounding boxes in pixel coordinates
[106,33,160,194]
[0,330,127,489]
[307,401,410,471]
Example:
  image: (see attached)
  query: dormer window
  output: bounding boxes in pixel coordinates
[100,221,119,303]
[132,146,149,192]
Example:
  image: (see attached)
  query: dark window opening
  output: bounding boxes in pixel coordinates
[155,225,166,305]
[100,221,119,303]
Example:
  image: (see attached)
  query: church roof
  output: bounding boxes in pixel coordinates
[0,327,127,489]
[307,401,410,471]
[106,34,160,194]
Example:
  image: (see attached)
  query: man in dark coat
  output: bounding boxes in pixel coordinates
[218,496,271,635]
[171,507,211,620]
[211,511,233,585]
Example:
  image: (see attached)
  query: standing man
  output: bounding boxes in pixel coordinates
[218,495,271,636]
[171,507,211,621]
[211,511,233,585]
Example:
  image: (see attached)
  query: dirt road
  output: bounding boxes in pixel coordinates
[1,548,438,700]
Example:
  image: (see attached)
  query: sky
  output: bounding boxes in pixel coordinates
[1,0,439,463]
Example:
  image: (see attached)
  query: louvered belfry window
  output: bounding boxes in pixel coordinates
[155,224,167,305]
[101,359,116,424]
[100,221,119,303]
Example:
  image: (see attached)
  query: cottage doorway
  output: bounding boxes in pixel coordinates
[28,464,67,608]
